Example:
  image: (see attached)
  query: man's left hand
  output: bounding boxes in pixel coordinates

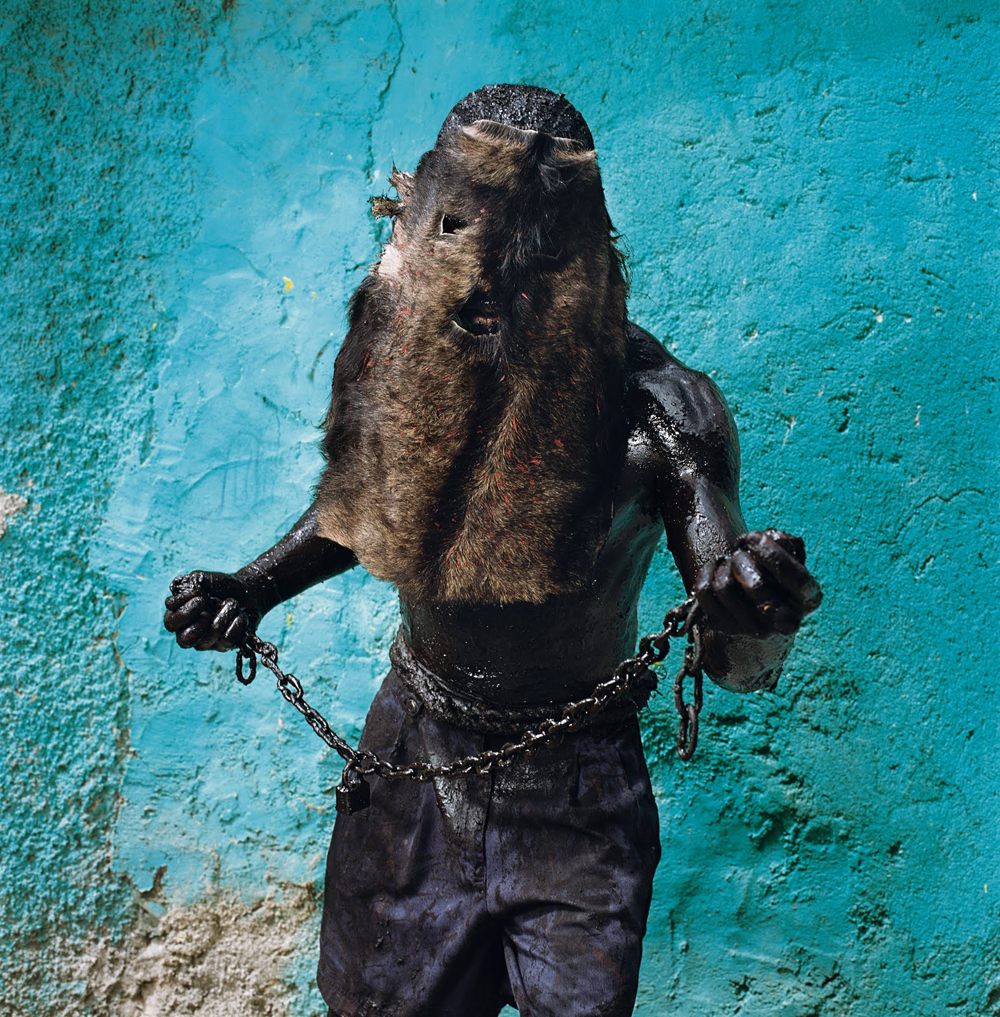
[694,529,822,637]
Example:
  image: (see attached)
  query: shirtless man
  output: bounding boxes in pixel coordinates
[164,84,821,1017]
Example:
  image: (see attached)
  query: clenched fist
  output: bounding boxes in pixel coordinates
[163,570,263,652]
[694,529,821,638]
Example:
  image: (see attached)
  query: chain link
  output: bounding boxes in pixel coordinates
[234,597,706,783]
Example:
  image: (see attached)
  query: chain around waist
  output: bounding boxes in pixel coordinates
[388,629,654,736]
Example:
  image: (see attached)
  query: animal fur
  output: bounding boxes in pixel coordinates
[316,120,628,604]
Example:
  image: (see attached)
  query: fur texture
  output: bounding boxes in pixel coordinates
[316,120,628,604]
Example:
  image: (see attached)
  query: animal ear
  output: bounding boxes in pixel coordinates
[461,120,594,158]
[456,121,538,169]
[453,121,536,185]
[457,121,598,187]
[461,120,538,147]
[547,137,598,170]
[543,142,599,186]
[390,167,415,201]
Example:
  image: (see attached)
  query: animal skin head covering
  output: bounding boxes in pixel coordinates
[317,85,629,605]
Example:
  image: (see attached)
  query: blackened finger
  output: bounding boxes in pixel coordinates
[170,574,196,597]
[164,598,208,632]
[733,549,812,633]
[712,558,766,636]
[164,596,210,631]
[730,549,772,606]
[176,620,210,648]
[732,549,793,633]
[747,533,822,610]
[211,598,240,635]
[171,571,209,597]
[762,528,806,565]
[224,614,247,646]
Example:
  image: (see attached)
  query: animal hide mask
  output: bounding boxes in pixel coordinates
[316,118,628,605]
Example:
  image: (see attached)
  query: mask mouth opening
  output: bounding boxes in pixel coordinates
[454,288,501,336]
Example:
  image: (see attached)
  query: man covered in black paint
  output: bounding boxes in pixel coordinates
[164,85,821,1017]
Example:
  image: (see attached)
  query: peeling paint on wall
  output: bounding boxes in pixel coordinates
[72,883,319,1017]
[0,485,28,537]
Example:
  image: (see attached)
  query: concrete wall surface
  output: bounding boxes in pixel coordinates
[2,1,997,1014]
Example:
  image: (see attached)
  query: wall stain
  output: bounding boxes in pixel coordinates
[74,883,320,1017]
[0,484,28,537]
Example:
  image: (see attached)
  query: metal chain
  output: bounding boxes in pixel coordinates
[235,597,706,781]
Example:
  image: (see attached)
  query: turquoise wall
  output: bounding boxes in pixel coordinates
[2,1,997,1014]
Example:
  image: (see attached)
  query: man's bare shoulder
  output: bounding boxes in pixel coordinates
[625,321,737,455]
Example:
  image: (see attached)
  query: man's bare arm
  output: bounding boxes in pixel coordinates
[665,476,819,692]
[163,505,357,652]
[632,329,821,691]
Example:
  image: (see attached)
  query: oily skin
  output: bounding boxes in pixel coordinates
[164,323,821,694]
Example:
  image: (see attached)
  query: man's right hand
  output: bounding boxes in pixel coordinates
[163,571,262,651]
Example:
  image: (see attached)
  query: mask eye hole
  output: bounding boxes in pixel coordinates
[441,214,469,235]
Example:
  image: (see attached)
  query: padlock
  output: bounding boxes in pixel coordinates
[335,764,371,815]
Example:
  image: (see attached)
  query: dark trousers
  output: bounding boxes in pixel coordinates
[318,670,661,1017]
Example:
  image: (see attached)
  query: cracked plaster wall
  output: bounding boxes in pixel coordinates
[1,1,997,1015]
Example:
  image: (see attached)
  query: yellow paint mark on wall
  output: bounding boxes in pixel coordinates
[283,276,294,291]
